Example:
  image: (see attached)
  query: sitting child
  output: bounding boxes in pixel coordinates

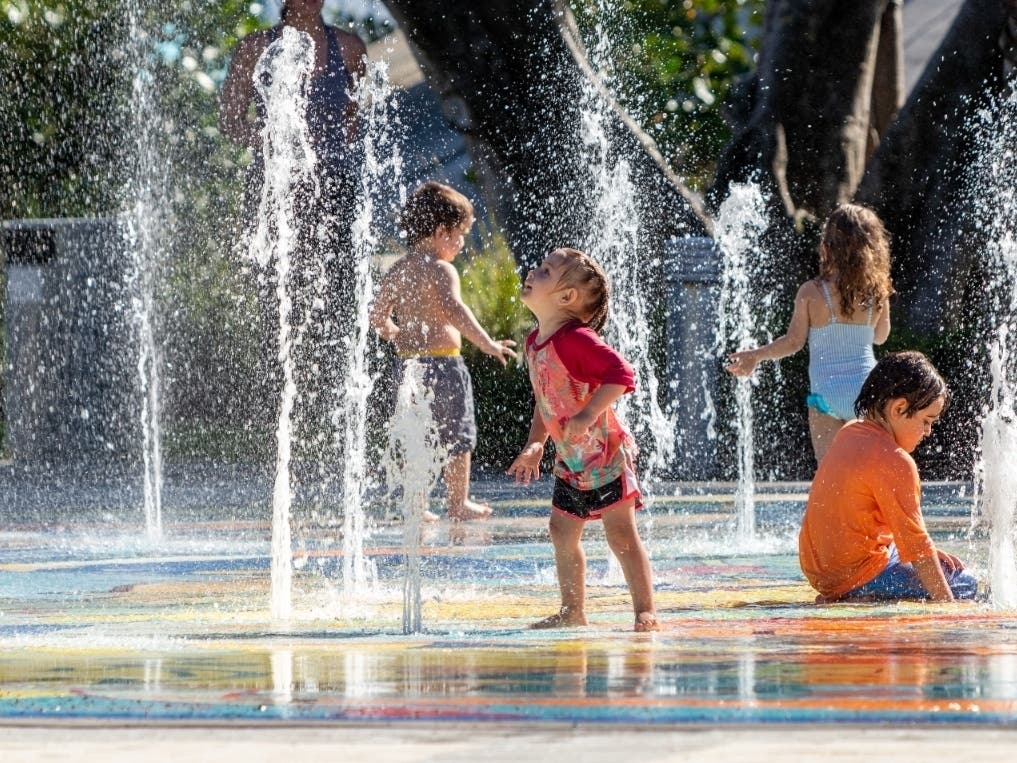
[799,351,978,602]
[369,181,516,521]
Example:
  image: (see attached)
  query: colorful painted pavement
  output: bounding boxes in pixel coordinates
[1,483,1015,726]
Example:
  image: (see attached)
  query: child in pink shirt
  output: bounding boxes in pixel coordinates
[508,248,659,632]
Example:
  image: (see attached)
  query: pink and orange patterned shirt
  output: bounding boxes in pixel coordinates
[526,321,639,491]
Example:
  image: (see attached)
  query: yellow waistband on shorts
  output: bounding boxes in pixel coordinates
[398,348,461,358]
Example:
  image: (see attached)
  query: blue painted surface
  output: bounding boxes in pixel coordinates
[1,486,1014,726]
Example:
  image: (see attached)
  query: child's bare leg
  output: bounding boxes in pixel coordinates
[532,511,588,628]
[808,409,845,464]
[411,491,439,523]
[444,451,492,521]
[602,502,659,632]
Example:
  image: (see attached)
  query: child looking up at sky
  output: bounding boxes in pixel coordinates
[508,248,659,632]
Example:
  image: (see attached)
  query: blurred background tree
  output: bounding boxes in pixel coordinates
[1,1,128,218]
[0,1,249,219]
[0,0,766,465]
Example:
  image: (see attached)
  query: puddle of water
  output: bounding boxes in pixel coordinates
[1,486,1013,725]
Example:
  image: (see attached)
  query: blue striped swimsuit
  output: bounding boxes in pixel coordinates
[806,281,875,421]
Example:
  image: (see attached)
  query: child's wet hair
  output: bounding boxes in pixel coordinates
[399,181,474,246]
[854,351,951,419]
[552,248,610,332]
[819,204,894,315]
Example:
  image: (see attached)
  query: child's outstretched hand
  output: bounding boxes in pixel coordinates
[484,338,518,366]
[725,349,759,377]
[508,442,544,485]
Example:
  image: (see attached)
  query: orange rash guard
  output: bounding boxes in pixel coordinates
[798,419,936,600]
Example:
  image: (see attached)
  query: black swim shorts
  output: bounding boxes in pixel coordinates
[551,475,640,520]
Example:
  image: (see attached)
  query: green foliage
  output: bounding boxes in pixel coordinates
[458,226,533,345]
[0,1,264,219]
[457,227,537,469]
[1,2,126,216]
[570,0,763,188]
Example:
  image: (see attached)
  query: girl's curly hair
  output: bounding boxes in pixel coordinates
[819,204,894,316]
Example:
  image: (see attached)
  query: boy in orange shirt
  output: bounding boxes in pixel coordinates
[799,351,978,602]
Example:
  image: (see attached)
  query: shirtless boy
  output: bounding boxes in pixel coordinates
[370,182,516,521]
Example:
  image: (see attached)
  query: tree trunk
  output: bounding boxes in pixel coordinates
[382,0,709,265]
[710,0,903,224]
[856,0,1016,333]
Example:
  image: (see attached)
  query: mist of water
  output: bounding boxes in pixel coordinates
[339,57,404,600]
[981,333,1017,607]
[248,27,319,619]
[382,360,446,634]
[713,183,769,544]
[123,2,167,543]
[578,2,676,488]
[974,85,1017,608]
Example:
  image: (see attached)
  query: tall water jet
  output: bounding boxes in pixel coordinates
[247,27,318,619]
[714,183,768,543]
[577,0,676,485]
[339,57,403,600]
[974,85,1017,608]
[123,1,167,542]
[981,333,1017,607]
[383,360,445,635]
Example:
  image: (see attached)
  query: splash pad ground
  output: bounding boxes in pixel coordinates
[2,472,1017,759]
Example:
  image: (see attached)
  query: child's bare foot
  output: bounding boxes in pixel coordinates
[447,498,493,522]
[634,611,660,632]
[421,509,440,523]
[530,606,588,629]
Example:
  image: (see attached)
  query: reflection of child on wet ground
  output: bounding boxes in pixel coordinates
[726,204,893,461]
[370,182,517,521]
[799,351,978,603]
[508,248,659,632]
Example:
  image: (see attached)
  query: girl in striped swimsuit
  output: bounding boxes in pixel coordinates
[726,204,894,462]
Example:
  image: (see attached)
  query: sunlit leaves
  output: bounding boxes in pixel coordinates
[0,1,261,217]
[570,0,764,188]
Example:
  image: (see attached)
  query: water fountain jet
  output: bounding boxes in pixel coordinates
[714,183,769,545]
[383,360,445,634]
[973,85,1017,608]
[247,26,318,619]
